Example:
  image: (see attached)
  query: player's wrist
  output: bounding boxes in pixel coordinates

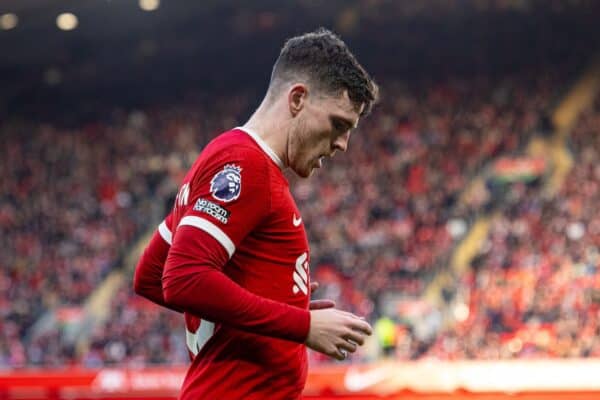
[282,306,310,343]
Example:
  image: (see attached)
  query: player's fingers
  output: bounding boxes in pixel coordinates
[309,299,336,310]
[344,330,366,346]
[346,317,373,336]
[332,347,347,361]
[310,281,319,292]
[337,339,358,353]
[340,310,368,321]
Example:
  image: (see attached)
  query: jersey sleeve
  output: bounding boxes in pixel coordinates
[177,147,271,259]
[157,212,174,245]
[133,213,182,312]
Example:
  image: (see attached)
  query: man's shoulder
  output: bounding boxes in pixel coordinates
[188,129,273,192]
[203,128,270,164]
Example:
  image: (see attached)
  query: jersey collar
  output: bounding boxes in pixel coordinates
[236,126,284,170]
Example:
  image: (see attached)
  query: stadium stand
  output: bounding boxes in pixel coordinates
[0,102,235,367]
[0,66,576,367]
[426,97,600,360]
[2,1,600,378]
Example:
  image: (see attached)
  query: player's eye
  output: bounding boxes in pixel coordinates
[331,118,348,133]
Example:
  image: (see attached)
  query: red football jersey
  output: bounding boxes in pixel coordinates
[159,127,311,399]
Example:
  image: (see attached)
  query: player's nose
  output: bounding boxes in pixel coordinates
[332,131,350,153]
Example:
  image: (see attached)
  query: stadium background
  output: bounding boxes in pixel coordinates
[1,0,600,399]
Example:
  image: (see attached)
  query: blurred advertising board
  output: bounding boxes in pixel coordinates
[2,359,600,399]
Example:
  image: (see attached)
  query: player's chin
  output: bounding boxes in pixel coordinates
[293,162,316,178]
[297,168,313,178]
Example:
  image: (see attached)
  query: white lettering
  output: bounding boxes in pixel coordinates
[176,183,190,207]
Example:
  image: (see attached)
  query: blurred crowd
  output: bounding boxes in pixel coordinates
[83,286,189,367]
[0,97,247,367]
[0,65,594,368]
[301,72,553,309]
[0,122,146,367]
[424,98,600,360]
[304,71,557,363]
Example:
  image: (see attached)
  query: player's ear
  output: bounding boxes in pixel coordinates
[288,84,308,117]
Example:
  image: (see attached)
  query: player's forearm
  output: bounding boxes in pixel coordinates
[162,238,310,343]
[133,230,183,313]
[134,267,179,311]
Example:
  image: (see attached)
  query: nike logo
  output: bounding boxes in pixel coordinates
[292,214,302,227]
[344,365,389,392]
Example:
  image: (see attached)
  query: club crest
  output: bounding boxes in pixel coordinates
[210,164,242,202]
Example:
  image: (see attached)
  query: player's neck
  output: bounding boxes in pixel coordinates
[242,104,290,168]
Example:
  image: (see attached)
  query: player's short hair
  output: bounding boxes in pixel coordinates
[269,28,379,117]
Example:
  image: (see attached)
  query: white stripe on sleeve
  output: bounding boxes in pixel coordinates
[178,215,235,258]
[158,220,172,245]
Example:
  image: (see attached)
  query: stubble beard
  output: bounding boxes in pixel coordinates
[289,119,314,178]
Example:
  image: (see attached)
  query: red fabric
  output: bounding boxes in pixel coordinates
[161,129,312,400]
[133,214,181,312]
[163,225,309,341]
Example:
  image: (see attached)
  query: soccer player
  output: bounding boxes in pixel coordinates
[134,27,378,399]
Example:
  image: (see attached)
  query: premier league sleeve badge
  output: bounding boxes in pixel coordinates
[210,164,242,202]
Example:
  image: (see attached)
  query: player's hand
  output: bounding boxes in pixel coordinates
[305,308,372,361]
[309,281,335,310]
